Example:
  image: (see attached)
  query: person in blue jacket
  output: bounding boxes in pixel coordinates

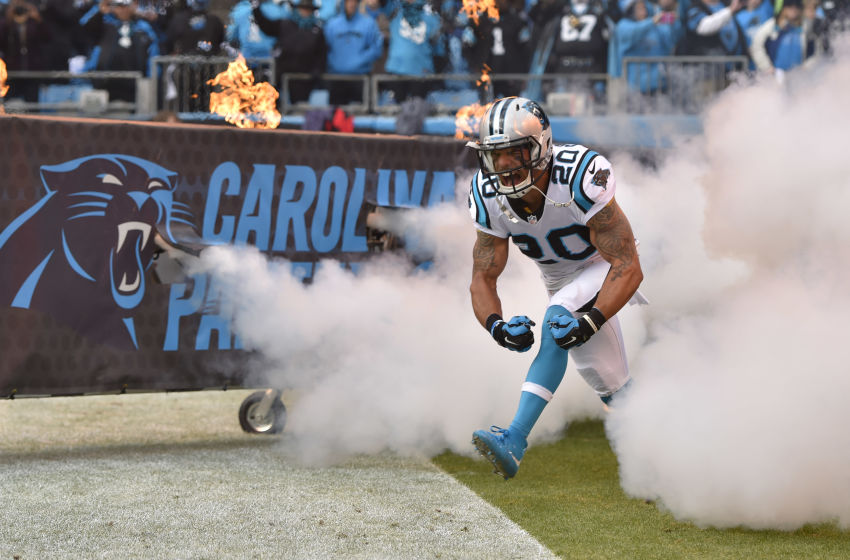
[80,0,160,101]
[324,0,384,104]
[735,0,774,45]
[607,0,682,109]
[382,0,445,102]
[226,0,289,59]
[750,0,819,77]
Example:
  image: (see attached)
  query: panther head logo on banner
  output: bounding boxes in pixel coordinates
[0,154,194,349]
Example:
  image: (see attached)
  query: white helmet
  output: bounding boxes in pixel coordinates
[466,97,553,199]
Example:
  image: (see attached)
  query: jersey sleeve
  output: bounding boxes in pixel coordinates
[571,152,616,225]
[467,172,509,238]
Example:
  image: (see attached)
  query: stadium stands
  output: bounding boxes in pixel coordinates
[0,0,842,131]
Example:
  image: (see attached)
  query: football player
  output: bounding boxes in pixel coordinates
[467,96,644,479]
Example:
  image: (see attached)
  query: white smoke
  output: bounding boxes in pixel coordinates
[607,50,850,530]
[196,48,850,529]
[196,191,603,466]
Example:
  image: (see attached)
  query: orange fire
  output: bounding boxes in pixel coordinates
[460,0,499,24]
[0,58,7,115]
[207,55,281,129]
[455,65,494,139]
[454,101,492,140]
[477,64,491,88]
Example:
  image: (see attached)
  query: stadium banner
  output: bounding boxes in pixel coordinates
[0,115,473,396]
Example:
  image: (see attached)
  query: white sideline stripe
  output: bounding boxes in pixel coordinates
[0,449,557,559]
[0,392,557,559]
[522,381,554,402]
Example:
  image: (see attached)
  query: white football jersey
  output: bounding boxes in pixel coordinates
[468,143,616,294]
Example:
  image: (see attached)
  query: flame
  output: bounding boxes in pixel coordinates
[454,101,493,140]
[477,64,491,87]
[455,66,494,139]
[460,0,499,25]
[207,55,281,129]
[0,58,7,115]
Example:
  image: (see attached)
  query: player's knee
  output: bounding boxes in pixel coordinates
[540,305,571,351]
[600,378,632,405]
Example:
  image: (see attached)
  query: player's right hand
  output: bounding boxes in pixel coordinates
[490,315,535,352]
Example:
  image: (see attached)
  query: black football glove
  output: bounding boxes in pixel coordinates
[486,314,535,352]
[549,308,606,350]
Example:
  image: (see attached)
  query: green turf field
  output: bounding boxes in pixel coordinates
[433,420,850,560]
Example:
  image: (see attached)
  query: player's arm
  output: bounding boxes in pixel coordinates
[587,197,643,319]
[469,229,509,328]
[471,230,535,352]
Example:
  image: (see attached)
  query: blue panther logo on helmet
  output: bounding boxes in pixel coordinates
[0,154,194,349]
[521,99,550,130]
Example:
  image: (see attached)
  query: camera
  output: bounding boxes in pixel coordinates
[13,5,28,16]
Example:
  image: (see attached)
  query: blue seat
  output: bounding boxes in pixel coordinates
[426,88,479,109]
[38,83,94,105]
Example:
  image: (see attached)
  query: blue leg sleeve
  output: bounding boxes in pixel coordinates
[508,305,572,439]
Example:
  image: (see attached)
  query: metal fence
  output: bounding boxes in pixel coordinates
[614,55,749,113]
[0,55,749,119]
[1,71,150,116]
[149,55,276,114]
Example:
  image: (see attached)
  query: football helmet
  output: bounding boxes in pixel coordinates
[466,97,553,199]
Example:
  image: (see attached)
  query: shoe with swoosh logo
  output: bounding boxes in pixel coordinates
[472,426,528,479]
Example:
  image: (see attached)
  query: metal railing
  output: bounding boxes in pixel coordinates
[0,56,751,119]
[279,72,611,116]
[371,72,610,115]
[149,55,276,114]
[615,55,749,113]
[1,71,150,116]
[281,73,371,115]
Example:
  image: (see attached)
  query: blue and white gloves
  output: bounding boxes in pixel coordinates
[486,314,535,353]
[549,308,606,350]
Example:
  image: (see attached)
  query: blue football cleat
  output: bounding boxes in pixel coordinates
[472,426,528,480]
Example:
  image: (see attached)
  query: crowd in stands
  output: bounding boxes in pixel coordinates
[0,0,847,111]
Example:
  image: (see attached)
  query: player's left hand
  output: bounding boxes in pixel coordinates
[549,308,606,350]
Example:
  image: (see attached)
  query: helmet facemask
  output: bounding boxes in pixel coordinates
[470,136,547,198]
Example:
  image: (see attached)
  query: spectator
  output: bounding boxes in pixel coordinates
[136,0,173,45]
[225,0,288,59]
[164,0,224,55]
[735,0,774,46]
[608,0,682,110]
[547,0,610,75]
[464,0,531,98]
[316,0,341,23]
[545,0,610,103]
[439,0,473,89]
[678,0,748,56]
[79,0,160,101]
[39,0,87,71]
[0,0,50,100]
[324,0,384,105]
[253,0,326,104]
[363,0,392,40]
[66,0,101,64]
[528,0,565,48]
[803,0,831,54]
[750,0,821,77]
[383,0,445,102]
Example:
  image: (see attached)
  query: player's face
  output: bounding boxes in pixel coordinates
[491,145,532,187]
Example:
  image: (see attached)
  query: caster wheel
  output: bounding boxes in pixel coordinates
[239,390,286,434]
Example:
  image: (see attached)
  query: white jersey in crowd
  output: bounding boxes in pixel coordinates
[468,143,616,295]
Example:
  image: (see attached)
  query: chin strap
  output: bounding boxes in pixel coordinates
[529,184,575,208]
[495,165,574,221]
